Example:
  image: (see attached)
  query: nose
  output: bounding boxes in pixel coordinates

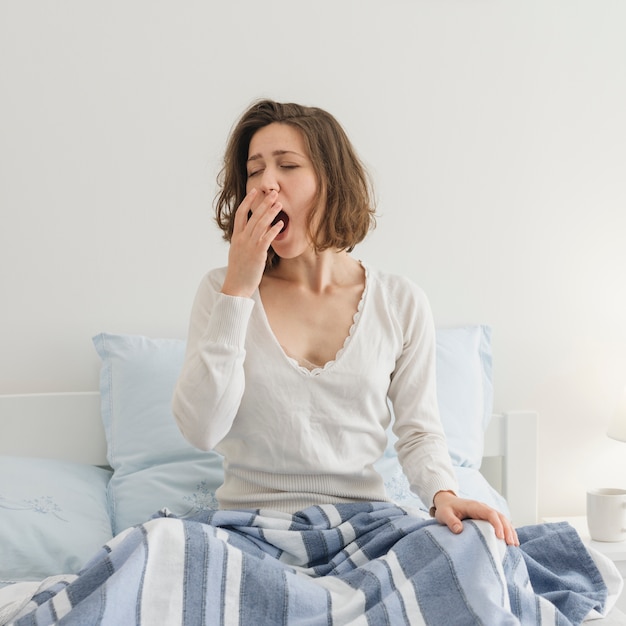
[259,167,279,195]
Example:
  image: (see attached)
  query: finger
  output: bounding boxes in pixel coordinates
[250,192,282,228]
[265,219,285,243]
[460,501,505,542]
[247,189,277,218]
[489,512,506,541]
[505,521,520,546]
[234,188,258,229]
[436,509,464,534]
[487,511,518,546]
[251,201,283,241]
[497,514,519,546]
[448,518,464,534]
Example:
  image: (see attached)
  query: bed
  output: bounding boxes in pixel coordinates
[0,328,624,624]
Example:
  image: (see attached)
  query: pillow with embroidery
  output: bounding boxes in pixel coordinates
[0,456,113,582]
[93,333,224,534]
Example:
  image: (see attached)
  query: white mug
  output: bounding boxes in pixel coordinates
[586,488,626,542]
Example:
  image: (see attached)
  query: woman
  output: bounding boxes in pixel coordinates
[172,99,518,546]
[4,101,607,626]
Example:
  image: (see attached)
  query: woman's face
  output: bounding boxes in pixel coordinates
[246,122,320,259]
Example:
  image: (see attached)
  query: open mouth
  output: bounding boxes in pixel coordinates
[272,210,289,233]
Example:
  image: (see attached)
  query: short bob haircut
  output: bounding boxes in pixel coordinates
[215,99,376,268]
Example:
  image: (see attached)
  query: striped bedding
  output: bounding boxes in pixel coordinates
[2,503,608,625]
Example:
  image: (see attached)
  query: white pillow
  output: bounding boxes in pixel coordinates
[93,333,223,534]
[0,456,113,582]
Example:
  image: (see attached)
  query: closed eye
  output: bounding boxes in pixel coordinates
[248,164,298,178]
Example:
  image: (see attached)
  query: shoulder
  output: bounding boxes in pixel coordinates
[196,267,228,294]
[206,266,228,286]
[363,264,437,351]
[189,267,229,310]
[365,264,432,315]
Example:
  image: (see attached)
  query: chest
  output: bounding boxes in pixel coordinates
[259,283,364,369]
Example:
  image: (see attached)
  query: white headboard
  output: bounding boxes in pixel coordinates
[0,392,538,526]
[0,392,106,465]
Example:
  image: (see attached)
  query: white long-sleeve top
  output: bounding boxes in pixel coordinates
[172,263,458,513]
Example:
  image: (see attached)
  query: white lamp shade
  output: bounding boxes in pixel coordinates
[608,386,626,443]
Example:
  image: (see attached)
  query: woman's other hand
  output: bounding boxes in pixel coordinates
[432,490,520,546]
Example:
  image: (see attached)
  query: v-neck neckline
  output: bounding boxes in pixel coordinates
[253,262,369,376]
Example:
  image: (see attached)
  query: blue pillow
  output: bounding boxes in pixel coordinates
[93,333,223,534]
[435,325,493,468]
[379,462,509,517]
[94,326,494,533]
[0,456,113,582]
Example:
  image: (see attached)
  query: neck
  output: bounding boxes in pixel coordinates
[266,250,361,293]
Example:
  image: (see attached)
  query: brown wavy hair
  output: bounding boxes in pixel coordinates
[215,99,376,268]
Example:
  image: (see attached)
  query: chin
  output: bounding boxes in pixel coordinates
[270,246,307,261]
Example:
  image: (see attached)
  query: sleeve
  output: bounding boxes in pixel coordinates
[387,282,458,508]
[171,270,255,451]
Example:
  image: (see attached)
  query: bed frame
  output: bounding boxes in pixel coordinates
[0,392,539,526]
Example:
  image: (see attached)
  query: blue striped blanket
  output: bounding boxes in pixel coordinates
[5,503,607,625]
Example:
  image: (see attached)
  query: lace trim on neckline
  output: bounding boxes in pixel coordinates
[283,262,369,376]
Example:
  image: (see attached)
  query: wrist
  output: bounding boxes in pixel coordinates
[220,278,255,299]
[430,490,457,517]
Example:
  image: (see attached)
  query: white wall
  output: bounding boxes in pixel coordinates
[1,0,625,519]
